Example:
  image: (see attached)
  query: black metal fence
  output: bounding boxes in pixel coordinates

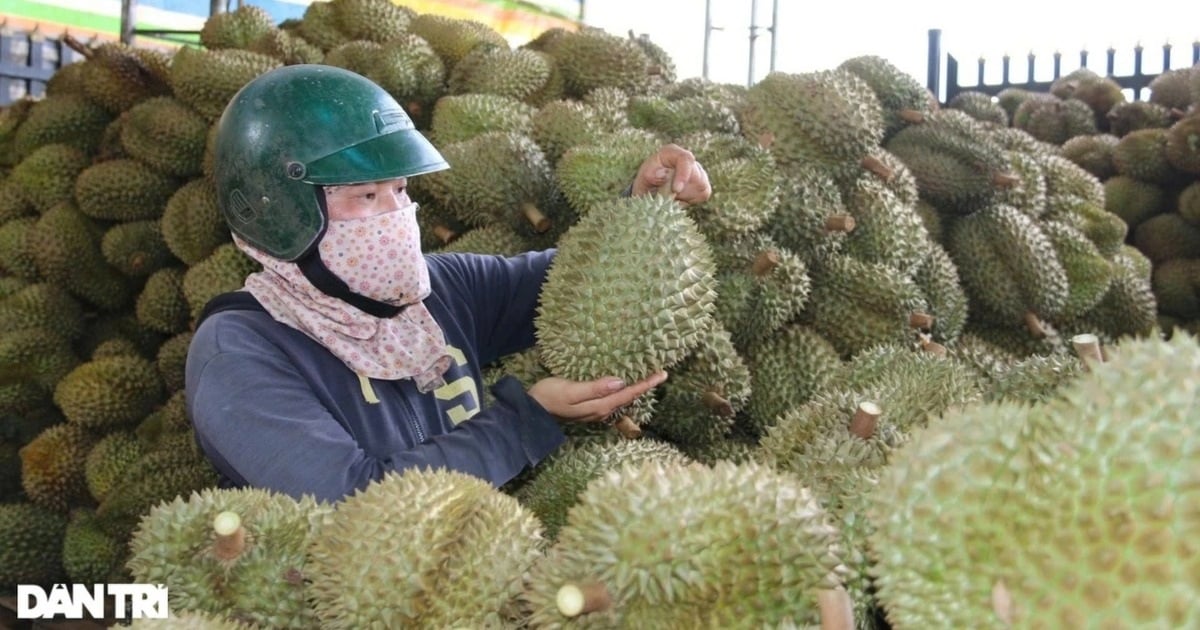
[926,28,1200,104]
[0,29,89,105]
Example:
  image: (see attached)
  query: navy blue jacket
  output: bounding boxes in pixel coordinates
[184,250,565,503]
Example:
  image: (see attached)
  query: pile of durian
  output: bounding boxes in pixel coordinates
[1,0,1198,627]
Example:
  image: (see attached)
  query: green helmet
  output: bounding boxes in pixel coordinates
[213,64,449,261]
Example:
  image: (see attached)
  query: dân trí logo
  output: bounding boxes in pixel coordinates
[17,583,168,620]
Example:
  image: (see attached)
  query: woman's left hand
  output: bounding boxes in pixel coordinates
[631,144,712,205]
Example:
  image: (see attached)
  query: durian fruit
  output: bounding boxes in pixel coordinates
[9,94,113,162]
[169,47,282,121]
[429,93,537,145]
[295,1,352,52]
[182,243,261,319]
[1012,94,1098,144]
[1152,258,1200,319]
[1040,153,1105,205]
[1107,100,1174,137]
[0,282,85,340]
[75,158,179,221]
[1148,66,1198,110]
[20,422,99,512]
[627,94,739,140]
[1050,68,1125,130]
[1178,182,1200,226]
[531,100,610,166]
[436,223,528,257]
[161,178,230,266]
[0,327,81,394]
[53,355,165,431]
[686,143,780,241]
[1062,247,1158,343]
[712,232,810,350]
[1060,133,1119,180]
[0,216,40,281]
[137,267,191,335]
[84,430,146,503]
[407,13,507,73]
[740,69,885,176]
[804,254,930,358]
[1133,212,1200,263]
[944,203,1068,333]
[1044,192,1127,259]
[522,459,848,628]
[743,323,843,435]
[199,4,275,50]
[127,610,259,629]
[0,177,35,222]
[768,167,856,266]
[993,150,1048,218]
[983,351,1085,405]
[648,322,752,447]
[535,193,717,422]
[9,143,90,213]
[1041,220,1115,322]
[306,468,543,629]
[247,27,325,66]
[449,45,552,102]
[946,90,1008,126]
[909,242,969,344]
[329,0,413,42]
[838,54,937,137]
[515,438,689,541]
[101,220,176,278]
[0,502,69,587]
[841,175,931,274]
[157,332,194,394]
[885,109,1016,215]
[870,333,1200,629]
[553,129,662,216]
[62,507,127,584]
[550,27,660,98]
[71,40,173,115]
[119,96,209,178]
[1165,114,1200,174]
[1103,175,1166,230]
[1113,127,1184,185]
[128,487,330,629]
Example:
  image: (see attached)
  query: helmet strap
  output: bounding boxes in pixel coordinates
[296,251,404,319]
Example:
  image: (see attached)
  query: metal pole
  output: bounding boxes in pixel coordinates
[703,0,712,79]
[769,0,779,72]
[748,0,759,86]
[927,29,942,103]
[120,0,137,44]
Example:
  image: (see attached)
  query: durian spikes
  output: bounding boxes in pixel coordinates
[521,201,552,233]
[849,401,881,439]
[556,581,612,617]
[825,214,857,233]
[613,415,642,439]
[818,586,856,630]
[701,389,735,417]
[909,311,935,330]
[1023,311,1048,339]
[212,510,246,562]
[752,250,781,276]
[1071,333,1105,369]
[861,154,894,183]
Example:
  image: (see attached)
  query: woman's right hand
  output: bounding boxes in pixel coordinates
[526,371,668,423]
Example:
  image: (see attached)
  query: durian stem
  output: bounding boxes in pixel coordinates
[613,415,642,439]
[1071,333,1105,370]
[849,401,881,439]
[61,34,95,59]
[897,109,926,124]
[825,214,856,233]
[757,132,775,150]
[1023,311,1047,339]
[212,511,246,562]
[991,580,1014,624]
[752,250,781,276]
[860,154,894,183]
[991,171,1020,188]
[405,101,423,119]
[919,334,947,357]
[432,224,458,245]
[556,582,612,617]
[521,202,552,233]
[701,390,735,417]
[1169,107,1187,121]
[817,588,855,630]
[909,311,935,330]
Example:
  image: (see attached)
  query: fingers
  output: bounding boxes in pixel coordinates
[640,145,711,205]
[575,371,668,422]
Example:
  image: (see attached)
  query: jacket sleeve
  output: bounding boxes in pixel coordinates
[186,326,564,504]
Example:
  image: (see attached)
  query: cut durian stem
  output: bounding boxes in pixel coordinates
[909,311,935,330]
[817,587,855,630]
[432,224,458,245]
[1023,311,1047,339]
[918,334,947,356]
[825,214,856,233]
[861,154,894,183]
[1071,333,1105,369]
[758,132,775,149]
[404,101,424,119]
[521,202,552,233]
[752,250,781,276]
[556,582,612,617]
[61,35,95,59]
[897,109,926,125]
[849,401,881,439]
[212,511,246,562]
[991,171,1020,188]
[991,580,1014,624]
[613,415,642,439]
[1170,108,1187,121]
[701,390,735,417]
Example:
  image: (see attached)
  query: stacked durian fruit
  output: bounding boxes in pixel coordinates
[1,1,1197,628]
